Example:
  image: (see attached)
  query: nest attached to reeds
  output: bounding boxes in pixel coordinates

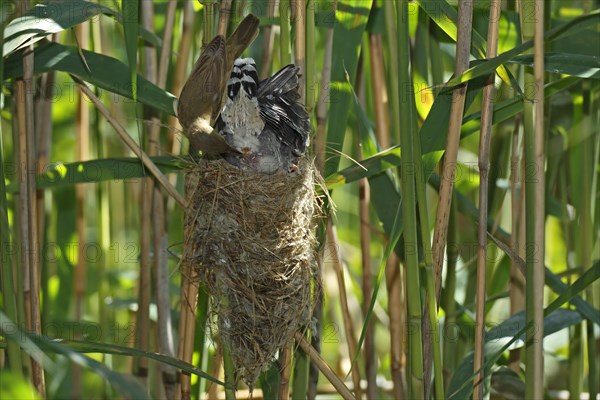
[183,157,321,387]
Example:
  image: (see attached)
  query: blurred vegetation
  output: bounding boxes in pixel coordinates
[1,0,599,399]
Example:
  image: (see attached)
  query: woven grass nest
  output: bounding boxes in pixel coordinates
[183,157,321,386]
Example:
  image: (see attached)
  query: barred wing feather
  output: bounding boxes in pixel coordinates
[257,65,310,157]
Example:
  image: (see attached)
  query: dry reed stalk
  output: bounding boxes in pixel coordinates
[314,1,337,172]
[385,251,406,399]
[153,191,176,397]
[365,28,393,400]
[423,2,475,391]
[444,200,463,384]
[305,0,316,114]
[368,32,390,149]
[150,1,178,395]
[9,101,31,383]
[35,66,54,248]
[290,1,308,395]
[358,169,376,400]
[155,89,176,400]
[25,74,43,395]
[168,0,194,161]
[305,5,319,391]
[473,2,501,398]
[34,63,55,387]
[369,28,404,398]
[308,256,324,400]
[167,0,194,230]
[73,21,90,398]
[178,261,200,400]
[529,2,546,395]
[294,332,355,400]
[279,0,291,65]
[354,51,377,400]
[153,239,176,394]
[158,0,177,89]
[202,1,217,41]
[508,118,525,371]
[15,79,30,329]
[383,0,400,145]
[279,342,293,399]
[137,182,152,383]
[326,222,362,400]
[206,348,223,400]
[1,74,23,379]
[21,42,46,395]
[294,0,306,104]
[431,0,473,302]
[259,2,277,80]
[15,56,41,396]
[136,2,158,387]
[34,70,53,375]
[71,20,88,258]
[216,0,233,36]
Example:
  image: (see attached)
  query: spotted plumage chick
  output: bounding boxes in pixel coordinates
[216,58,310,174]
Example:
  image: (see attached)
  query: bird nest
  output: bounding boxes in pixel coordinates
[183,157,321,387]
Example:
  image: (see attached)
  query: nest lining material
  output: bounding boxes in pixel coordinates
[184,157,320,386]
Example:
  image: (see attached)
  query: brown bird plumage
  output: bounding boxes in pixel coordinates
[177,14,260,155]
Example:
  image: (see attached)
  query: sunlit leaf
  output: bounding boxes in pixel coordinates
[444,10,600,88]
[61,339,224,386]
[5,156,186,192]
[0,312,149,399]
[508,53,600,79]
[415,0,511,83]
[3,42,177,116]
[122,0,139,102]
[324,0,373,177]
[2,1,114,57]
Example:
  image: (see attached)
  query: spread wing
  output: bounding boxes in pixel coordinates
[257,65,310,157]
[177,35,227,130]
